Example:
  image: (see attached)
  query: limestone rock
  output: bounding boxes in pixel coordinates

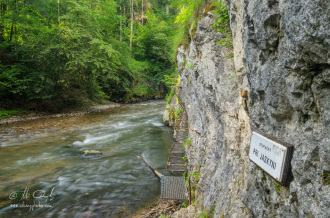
[166,0,330,217]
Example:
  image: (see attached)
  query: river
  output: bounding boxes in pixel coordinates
[0,100,173,217]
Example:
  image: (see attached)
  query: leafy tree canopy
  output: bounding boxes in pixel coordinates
[0,0,177,110]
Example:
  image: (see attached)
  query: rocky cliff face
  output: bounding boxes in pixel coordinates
[168,0,329,217]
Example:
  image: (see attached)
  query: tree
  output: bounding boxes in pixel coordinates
[130,0,133,54]
[0,0,177,110]
[142,0,144,26]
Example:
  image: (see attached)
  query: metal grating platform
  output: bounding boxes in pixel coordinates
[161,176,188,201]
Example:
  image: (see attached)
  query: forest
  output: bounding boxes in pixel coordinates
[0,0,227,112]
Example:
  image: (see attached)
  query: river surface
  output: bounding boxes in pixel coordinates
[0,100,173,217]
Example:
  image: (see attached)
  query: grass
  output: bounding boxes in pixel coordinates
[0,110,27,118]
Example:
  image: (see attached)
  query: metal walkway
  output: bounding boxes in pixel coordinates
[166,156,186,174]
[161,176,188,201]
[166,100,188,174]
[160,99,189,201]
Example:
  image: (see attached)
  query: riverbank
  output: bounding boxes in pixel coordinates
[133,199,183,218]
[0,102,121,125]
[0,101,125,137]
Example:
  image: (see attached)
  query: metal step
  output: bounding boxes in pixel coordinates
[168,156,185,165]
[169,142,185,154]
[161,176,188,201]
[166,163,186,173]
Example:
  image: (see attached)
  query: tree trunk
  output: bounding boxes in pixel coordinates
[142,0,144,27]
[120,6,122,42]
[9,22,14,41]
[11,0,18,44]
[0,3,6,42]
[124,6,126,41]
[58,0,60,25]
[130,0,133,55]
[140,154,163,179]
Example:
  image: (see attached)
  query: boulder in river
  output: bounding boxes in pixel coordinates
[81,150,102,157]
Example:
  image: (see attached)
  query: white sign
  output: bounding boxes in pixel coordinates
[249,132,288,182]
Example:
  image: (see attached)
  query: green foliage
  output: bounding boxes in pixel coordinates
[187,61,193,70]
[0,110,26,118]
[193,196,198,206]
[0,0,177,110]
[216,36,233,48]
[166,107,175,119]
[170,0,205,49]
[225,53,234,59]
[182,171,187,180]
[175,107,183,118]
[165,88,176,104]
[228,75,237,80]
[191,172,200,180]
[199,205,216,218]
[212,0,233,48]
[164,74,180,87]
[183,138,192,147]
[321,171,330,185]
[199,211,208,217]
[133,10,176,89]
[211,1,230,33]
[274,182,282,193]
[250,170,256,185]
[182,201,189,208]
[183,155,188,161]
[182,54,187,67]
[173,0,204,25]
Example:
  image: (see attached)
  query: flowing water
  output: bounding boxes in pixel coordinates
[0,100,173,217]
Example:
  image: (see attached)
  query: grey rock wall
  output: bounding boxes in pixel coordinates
[170,0,329,217]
